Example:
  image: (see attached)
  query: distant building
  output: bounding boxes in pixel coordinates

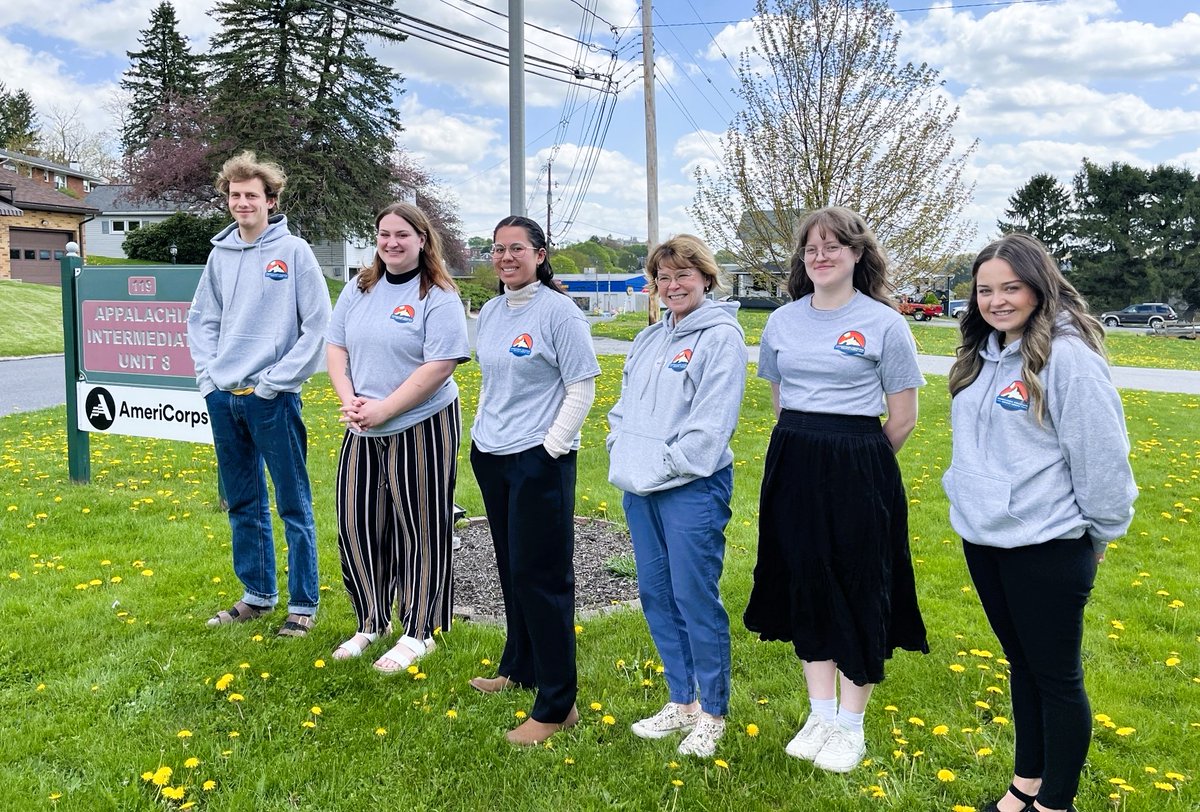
[83,185,186,258]
[0,147,107,199]
[1,171,99,284]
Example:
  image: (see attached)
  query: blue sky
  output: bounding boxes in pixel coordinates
[2,0,1198,248]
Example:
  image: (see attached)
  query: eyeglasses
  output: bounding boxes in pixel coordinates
[655,268,698,286]
[802,243,846,260]
[491,243,531,257]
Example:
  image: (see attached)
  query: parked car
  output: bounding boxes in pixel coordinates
[948,299,968,318]
[1099,303,1178,328]
[896,298,943,321]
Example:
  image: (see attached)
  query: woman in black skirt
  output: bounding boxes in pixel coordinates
[744,206,928,773]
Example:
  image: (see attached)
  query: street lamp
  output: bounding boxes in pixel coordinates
[169,243,178,264]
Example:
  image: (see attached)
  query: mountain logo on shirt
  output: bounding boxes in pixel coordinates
[509,333,534,357]
[264,259,289,281]
[995,380,1029,411]
[390,304,415,324]
[668,348,693,371]
[834,330,866,356]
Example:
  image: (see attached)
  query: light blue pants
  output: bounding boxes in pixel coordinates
[623,465,733,716]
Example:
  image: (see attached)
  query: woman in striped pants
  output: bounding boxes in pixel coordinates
[326,201,470,671]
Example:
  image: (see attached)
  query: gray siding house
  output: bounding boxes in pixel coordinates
[82,185,183,258]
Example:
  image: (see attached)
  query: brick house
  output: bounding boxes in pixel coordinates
[1,171,99,285]
[0,147,107,198]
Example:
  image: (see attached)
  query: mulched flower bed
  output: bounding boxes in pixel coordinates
[452,517,640,622]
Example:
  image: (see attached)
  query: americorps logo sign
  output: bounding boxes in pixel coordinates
[73,267,214,445]
[77,384,212,443]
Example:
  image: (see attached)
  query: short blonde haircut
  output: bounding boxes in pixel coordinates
[645,234,729,297]
[216,150,287,200]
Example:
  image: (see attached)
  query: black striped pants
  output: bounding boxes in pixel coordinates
[334,400,460,639]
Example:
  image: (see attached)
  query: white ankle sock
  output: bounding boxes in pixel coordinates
[835,707,865,732]
[810,697,837,723]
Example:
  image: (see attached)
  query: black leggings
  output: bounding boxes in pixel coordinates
[963,537,1097,810]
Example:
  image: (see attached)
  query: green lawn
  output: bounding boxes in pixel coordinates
[0,280,64,356]
[594,311,1200,371]
[1,360,1196,811]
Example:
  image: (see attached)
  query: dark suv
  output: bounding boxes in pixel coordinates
[1099,303,1178,328]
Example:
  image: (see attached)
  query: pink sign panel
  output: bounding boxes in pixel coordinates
[81,300,195,378]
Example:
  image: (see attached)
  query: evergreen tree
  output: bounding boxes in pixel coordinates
[206,0,406,242]
[998,173,1073,259]
[120,1,204,154]
[0,83,38,152]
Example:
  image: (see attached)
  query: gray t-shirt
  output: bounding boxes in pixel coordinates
[327,275,469,436]
[758,292,925,416]
[471,284,601,454]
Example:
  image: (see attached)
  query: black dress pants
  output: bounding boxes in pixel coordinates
[471,443,577,723]
[964,537,1097,810]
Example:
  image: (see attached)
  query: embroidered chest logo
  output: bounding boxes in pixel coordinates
[995,380,1029,412]
[264,259,289,281]
[390,304,415,324]
[668,348,693,371]
[509,333,533,357]
[834,330,866,356]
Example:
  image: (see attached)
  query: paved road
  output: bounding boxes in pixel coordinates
[3,340,1199,418]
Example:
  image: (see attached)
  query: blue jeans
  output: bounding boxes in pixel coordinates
[205,390,319,615]
[623,465,733,716]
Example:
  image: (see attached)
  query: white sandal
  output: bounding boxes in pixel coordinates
[333,631,379,660]
[374,635,436,674]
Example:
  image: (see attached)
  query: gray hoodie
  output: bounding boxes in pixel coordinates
[188,215,331,398]
[607,300,747,496]
[942,330,1136,553]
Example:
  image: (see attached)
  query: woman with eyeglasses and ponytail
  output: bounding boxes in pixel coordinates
[468,215,600,746]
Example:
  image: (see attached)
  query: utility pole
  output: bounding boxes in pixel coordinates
[642,0,660,324]
[546,158,553,247]
[509,0,526,215]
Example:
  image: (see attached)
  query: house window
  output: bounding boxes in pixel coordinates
[54,249,65,260]
[127,221,141,231]
[38,250,51,260]
[2,164,14,173]
[83,180,92,193]
[23,250,35,260]
[43,169,50,182]
[111,220,125,233]
[54,174,66,190]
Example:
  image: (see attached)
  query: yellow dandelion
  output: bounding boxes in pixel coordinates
[993,717,1009,726]
[564,757,575,765]
[671,779,683,787]
[1115,727,1135,736]
[302,720,316,729]
[515,710,527,720]
[161,786,185,800]
[932,725,949,736]
[446,709,458,719]
[602,715,616,725]
[937,768,956,782]
[574,624,583,634]
[977,747,993,756]
[227,693,244,702]
[49,792,62,800]
[215,673,234,691]
[908,716,924,726]
[151,766,173,786]
[177,729,193,738]
[953,806,977,812]
[1154,782,1176,792]
[310,706,322,715]
[1165,772,1186,781]
[590,702,603,711]
[184,757,200,769]
[745,723,759,737]
[140,569,153,577]
[714,758,728,769]
[375,728,387,736]
[1166,657,1181,667]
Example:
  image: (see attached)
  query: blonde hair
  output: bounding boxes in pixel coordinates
[645,234,729,297]
[215,151,287,200]
[357,202,457,300]
[948,232,1106,422]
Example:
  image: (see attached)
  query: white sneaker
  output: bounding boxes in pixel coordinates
[677,714,725,757]
[631,702,701,740]
[812,726,866,773]
[785,714,836,761]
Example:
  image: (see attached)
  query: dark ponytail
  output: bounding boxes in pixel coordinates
[493,215,567,295]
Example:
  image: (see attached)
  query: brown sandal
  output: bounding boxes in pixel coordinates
[277,613,315,638]
[206,601,273,627]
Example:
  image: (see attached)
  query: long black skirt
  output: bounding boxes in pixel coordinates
[744,410,928,685]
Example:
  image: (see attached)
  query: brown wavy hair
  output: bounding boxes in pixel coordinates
[357,202,457,299]
[787,206,894,306]
[948,232,1105,422]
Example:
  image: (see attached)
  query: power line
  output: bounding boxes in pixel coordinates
[651,11,738,118]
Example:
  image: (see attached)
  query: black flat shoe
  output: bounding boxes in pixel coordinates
[982,783,1037,812]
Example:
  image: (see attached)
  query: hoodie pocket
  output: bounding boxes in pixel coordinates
[943,467,1028,543]
[608,428,675,495]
